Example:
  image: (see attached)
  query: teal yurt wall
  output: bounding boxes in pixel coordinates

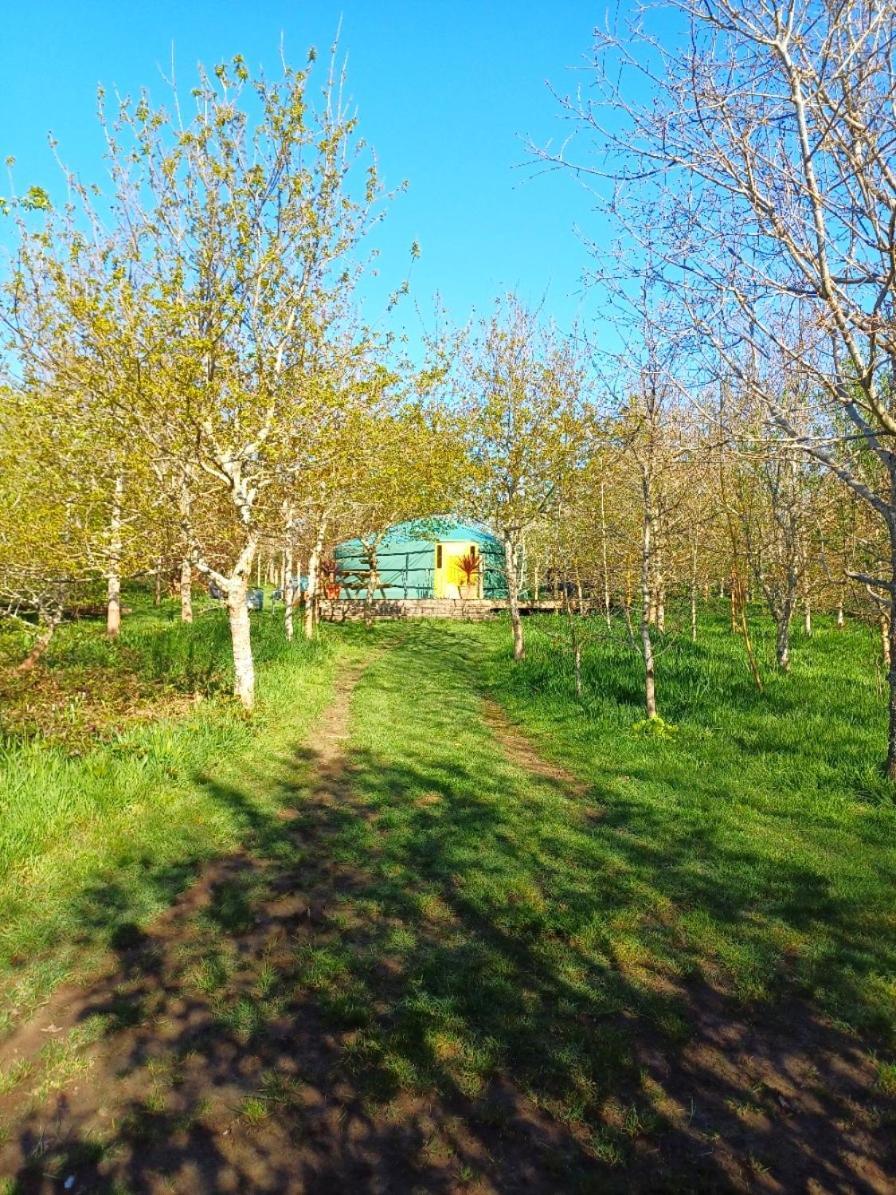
[334,516,506,599]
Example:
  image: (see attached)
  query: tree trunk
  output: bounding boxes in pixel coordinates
[154,560,162,606]
[888,596,896,781]
[304,523,327,641]
[284,543,295,642]
[227,574,255,711]
[879,611,891,668]
[305,550,320,639]
[880,610,892,668]
[600,480,611,627]
[180,558,193,624]
[885,501,896,780]
[107,474,123,638]
[16,608,61,673]
[804,599,812,636]
[504,535,525,661]
[177,476,194,623]
[640,494,657,719]
[732,571,764,691]
[775,611,791,672]
[690,535,698,644]
[563,589,583,699]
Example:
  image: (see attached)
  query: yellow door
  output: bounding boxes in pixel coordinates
[434,543,477,598]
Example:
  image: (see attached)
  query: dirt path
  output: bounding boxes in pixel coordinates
[0,660,367,1082]
[0,655,585,1194]
[481,699,594,798]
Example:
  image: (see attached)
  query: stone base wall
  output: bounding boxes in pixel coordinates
[319,598,563,622]
[320,598,502,622]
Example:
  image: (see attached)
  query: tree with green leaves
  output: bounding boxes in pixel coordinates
[457,297,591,660]
[2,47,391,708]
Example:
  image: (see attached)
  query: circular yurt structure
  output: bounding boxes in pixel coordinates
[334,516,507,602]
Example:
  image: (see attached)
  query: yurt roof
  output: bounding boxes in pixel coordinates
[335,515,501,555]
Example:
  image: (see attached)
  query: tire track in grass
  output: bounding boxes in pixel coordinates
[480,698,594,801]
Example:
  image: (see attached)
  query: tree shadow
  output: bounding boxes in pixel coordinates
[2,693,894,1194]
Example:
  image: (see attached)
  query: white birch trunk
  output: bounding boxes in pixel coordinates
[305,550,320,640]
[227,573,255,710]
[284,543,295,642]
[304,515,328,641]
[504,534,525,661]
[690,535,698,644]
[640,481,658,719]
[180,558,193,624]
[600,480,611,628]
[775,613,792,672]
[107,474,123,638]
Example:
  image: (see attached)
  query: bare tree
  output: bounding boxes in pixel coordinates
[544,0,896,774]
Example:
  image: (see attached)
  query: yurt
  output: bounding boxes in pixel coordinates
[333,516,507,601]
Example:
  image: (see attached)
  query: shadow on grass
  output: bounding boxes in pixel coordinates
[3,624,895,1192]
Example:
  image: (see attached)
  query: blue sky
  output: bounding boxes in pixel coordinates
[1,2,616,352]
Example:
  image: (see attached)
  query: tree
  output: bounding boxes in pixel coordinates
[2,47,390,708]
[547,0,896,775]
[725,382,820,672]
[0,383,124,667]
[614,327,693,719]
[458,297,590,660]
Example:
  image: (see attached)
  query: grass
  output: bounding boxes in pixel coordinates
[470,610,896,1033]
[0,599,894,1187]
[0,590,352,1031]
[256,613,895,1126]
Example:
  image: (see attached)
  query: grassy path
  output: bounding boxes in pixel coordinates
[0,621,894,1192]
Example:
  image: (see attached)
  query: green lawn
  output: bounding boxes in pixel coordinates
[278,615,896,1124]
[0,596,347,1033]
[470,611,896,1038]
[0,603,894,1188]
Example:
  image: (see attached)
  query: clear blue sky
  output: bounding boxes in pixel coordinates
[1,2,616,351]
